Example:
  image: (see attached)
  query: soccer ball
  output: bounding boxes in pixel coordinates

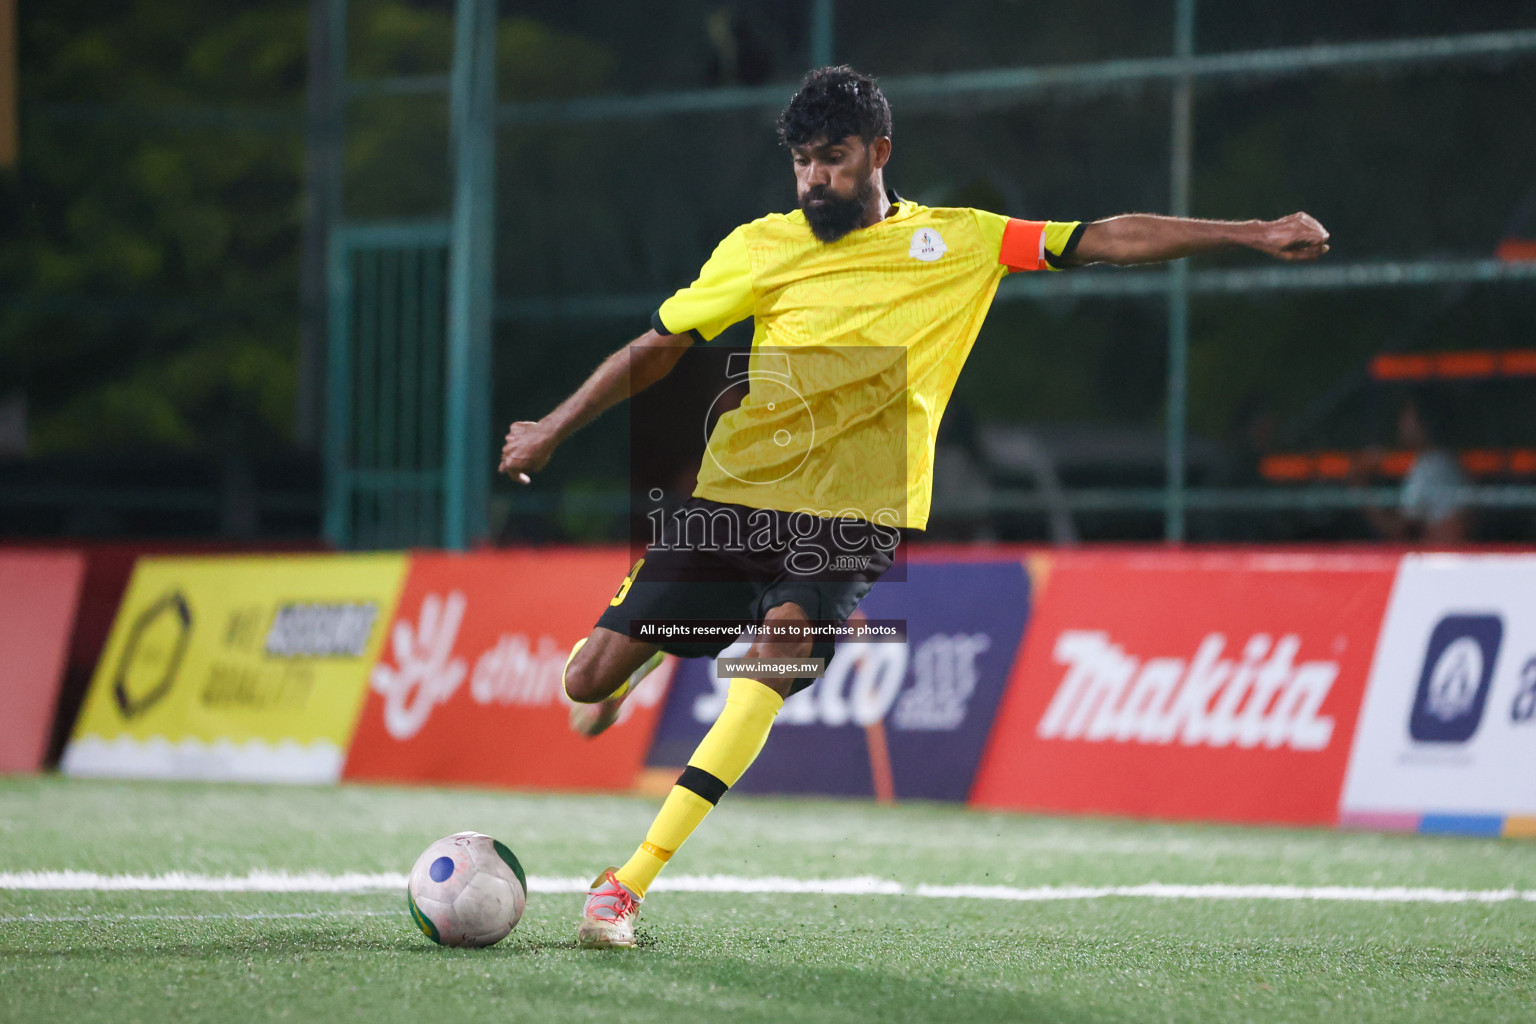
[406,831,528,947]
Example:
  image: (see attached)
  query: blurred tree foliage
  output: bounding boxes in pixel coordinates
[0,0,616,462]
[3,0,1535,493]
[1,0,307,457]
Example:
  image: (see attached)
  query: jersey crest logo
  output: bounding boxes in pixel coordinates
[908,228,948,262]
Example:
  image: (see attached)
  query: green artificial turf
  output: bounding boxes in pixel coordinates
[2,776,1533,1024]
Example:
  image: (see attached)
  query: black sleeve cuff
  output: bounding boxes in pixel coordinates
[651,308,701,342]
[1043,222,1087,270]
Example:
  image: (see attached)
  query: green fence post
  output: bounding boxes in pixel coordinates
[444,0,496,551]
[323,228,353,548]
[810,0,835,68]
[1165,0,1196,544]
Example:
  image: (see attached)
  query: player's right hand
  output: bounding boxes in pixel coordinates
[499,421,556,485]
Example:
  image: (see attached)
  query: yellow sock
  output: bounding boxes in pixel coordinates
[616,678,784,896]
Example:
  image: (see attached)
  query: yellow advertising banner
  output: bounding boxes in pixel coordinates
[62,554,408,783]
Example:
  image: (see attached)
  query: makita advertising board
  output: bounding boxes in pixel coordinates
[970,551,1398,825]
[1340,555,1536,836]
[645,560,1033,801]
[343,550,672,791]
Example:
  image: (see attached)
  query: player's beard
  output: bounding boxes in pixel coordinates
[800,177,876,244]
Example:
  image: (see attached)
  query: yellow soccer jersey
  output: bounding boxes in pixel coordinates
[654,197,1082,529]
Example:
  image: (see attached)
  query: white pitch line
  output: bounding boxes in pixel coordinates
[0,910,398,924]
[646,874,905,896]
[2,871,1535,904]
[913,883,1536,904]
[0,870,410,892]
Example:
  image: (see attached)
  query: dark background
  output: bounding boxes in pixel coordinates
[3,1,1534,543]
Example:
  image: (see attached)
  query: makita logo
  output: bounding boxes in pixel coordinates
[1036,631,1338,751]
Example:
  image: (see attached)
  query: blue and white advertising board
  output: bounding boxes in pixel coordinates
[1340,554,1536,834]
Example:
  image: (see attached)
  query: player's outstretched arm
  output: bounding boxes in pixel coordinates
[1064,212,1329,267]
[498,329,694,484]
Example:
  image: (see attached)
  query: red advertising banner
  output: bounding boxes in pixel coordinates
[0,550,86,772]
[971,551,1399,826]
[343,549,673,791]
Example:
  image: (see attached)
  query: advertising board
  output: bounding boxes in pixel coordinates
[971,551,1398,825]
[1340,554,1536,836]
[0,550,86,772]
[645,560,1033,801]
[343,550,672,791]
[62,554,406,782]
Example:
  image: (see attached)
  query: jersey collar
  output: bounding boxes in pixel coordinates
[882,189,922,224]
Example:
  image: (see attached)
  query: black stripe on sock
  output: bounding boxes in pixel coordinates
[677,765,729,805]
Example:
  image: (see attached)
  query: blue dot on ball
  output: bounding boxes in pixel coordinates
[429,856,455,883]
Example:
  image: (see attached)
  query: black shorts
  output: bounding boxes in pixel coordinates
[596,497,900,682]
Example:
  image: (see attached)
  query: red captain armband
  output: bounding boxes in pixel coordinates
[999,218,1048,272]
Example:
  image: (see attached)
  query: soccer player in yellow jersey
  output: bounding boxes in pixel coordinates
[497,66,1330,948]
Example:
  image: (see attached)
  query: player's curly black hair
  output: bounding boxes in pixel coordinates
[776,65,892,148]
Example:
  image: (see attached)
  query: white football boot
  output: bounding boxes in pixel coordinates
[577,868,642,949]
[568,650,664,738]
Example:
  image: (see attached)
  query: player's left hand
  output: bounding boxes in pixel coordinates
[1259,212,1330,261]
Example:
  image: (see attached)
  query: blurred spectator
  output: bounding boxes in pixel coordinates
[1358,398,1471,544]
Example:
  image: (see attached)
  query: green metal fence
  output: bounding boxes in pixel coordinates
[317,0,494,550]
[324,221,450,548]
[9,2,1536,545]
[307,0,1536,547]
